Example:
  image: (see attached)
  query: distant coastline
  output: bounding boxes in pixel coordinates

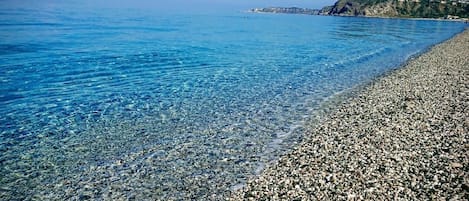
[249,6,469,23]
[250,0,469,22]
[249,7,327,16]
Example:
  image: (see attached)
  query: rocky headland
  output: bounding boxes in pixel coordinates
[327,0,469,18]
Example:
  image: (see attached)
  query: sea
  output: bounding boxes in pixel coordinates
[0,3,466,200]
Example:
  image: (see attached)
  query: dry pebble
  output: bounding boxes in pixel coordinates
[230,29,469,200]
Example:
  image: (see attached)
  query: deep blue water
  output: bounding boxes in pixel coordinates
[0,6,466,200]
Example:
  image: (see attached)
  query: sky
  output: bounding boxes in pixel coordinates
[241,0,336,9]
[1,0,337,12]
[165,0,338,9]
[84,0,337,10]
[77,0,338,12]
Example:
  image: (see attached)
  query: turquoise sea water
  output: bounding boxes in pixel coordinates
[0,5,466,200]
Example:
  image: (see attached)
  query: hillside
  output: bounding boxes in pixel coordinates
[326,0,469,18]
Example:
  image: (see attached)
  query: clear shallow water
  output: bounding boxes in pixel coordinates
[0,6,466,200]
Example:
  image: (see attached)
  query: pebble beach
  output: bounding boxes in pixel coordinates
[231,28,468,200]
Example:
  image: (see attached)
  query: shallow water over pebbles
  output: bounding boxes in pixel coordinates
[0,5,466,199]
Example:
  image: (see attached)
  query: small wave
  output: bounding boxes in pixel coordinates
[0,93,24,103]
[0,22,63,27]
[0,44,45,55]
[331,47,390,68]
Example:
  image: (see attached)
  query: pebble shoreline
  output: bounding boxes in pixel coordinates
[230,29,468,200]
